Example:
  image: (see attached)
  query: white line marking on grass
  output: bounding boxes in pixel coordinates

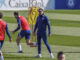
[52,26,80,36]
[2,42,80,60]
[46,13,80,21]
[8,23,80,36]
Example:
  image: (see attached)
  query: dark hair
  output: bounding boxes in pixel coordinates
[14,12,19,16]
[57,51,64,58]
[0,13,3,18]
[39,8,44,11]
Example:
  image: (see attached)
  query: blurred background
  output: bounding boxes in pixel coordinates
[0,0,80,60]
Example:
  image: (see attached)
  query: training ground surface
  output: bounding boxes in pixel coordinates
[2,42,80,60]
[1,10,80,60]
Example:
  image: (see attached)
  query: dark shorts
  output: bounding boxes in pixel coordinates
[0,41,4,50]
[18,30,31,40]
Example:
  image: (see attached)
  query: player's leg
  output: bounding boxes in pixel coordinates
[16,31,24,53]
[35,34,42,58]
[25,30,37,47]
[42,33,54,58]
[26,40,37,47]
[0,51,4,60]
[25,30,33,45]
[0,41,4,60]
[16,36,22,53]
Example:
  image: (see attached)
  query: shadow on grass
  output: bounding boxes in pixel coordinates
[4,56,50,60]
[53,52,80,53]
[3,51,80,54]
[4,56,35,58]
[64,52,80,53]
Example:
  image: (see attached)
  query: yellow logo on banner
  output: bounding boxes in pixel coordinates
[28,7,39,25]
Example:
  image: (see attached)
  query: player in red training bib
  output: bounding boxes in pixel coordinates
[12,12,37,53]
[0,13,12,60]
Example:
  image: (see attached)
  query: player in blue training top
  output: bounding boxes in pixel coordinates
[33,8,54,58]
[0,13,12,60]
[12,12,37,53]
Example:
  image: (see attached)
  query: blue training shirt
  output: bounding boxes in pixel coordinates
[14,17,21,32]
[6,24,11,39]
[34,14,51,34]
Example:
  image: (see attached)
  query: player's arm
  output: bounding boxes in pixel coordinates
[46,16,51,36]
[13,18,21,33]
[33,18,38,34]
[6,24,12,42]
[28,7,31,15]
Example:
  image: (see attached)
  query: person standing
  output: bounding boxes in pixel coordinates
[33,8,54,58]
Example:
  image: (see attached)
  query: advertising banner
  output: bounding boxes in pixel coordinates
[55,0,80,9]
[0,0,55,10]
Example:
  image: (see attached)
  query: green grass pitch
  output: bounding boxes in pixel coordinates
[1,10,80,60]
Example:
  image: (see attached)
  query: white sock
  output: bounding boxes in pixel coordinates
[0,54,4,60]
[18,44,22,51]
[33,42,37,45]
[50,53,53,56]
[38,54,41,56]
[50,53,54,58]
